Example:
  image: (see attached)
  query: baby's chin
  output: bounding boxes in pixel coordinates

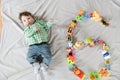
[25,24,32,27]
[27,22,34,26]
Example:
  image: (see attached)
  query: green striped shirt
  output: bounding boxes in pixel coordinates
[24,20,53,45]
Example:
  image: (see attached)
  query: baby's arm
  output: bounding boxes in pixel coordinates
[24,28,36,37]
[44,19,55,30]
[37,19,54,30]
[24,25,40,37]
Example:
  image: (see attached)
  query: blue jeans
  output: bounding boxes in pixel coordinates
[27,43,52,66]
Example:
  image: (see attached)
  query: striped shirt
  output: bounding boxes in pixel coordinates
[24,20,53,45]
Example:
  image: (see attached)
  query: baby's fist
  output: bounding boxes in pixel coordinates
[34,26,40,31]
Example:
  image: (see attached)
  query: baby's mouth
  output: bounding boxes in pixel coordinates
[28,22,33,26]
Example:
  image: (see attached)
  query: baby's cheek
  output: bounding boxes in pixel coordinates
[26,22,30,26]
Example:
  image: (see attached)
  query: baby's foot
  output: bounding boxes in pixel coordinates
[33,62,41,74]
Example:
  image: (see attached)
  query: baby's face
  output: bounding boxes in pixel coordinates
[21,15,35,27]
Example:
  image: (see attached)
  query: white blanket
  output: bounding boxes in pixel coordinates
[0,0,120,80]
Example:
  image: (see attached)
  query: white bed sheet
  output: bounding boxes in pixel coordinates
[0,0,120,80]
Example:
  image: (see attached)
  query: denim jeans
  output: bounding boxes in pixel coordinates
[27,43,52,66]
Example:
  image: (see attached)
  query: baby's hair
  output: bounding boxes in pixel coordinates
[19,11,34,21]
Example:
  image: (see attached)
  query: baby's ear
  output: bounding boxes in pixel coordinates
[34,16,39,20]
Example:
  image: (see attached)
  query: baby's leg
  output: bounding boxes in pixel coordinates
[27,45,42,73]
[38,43,52,66]
[41,45,52,66]
[27,46,39,64]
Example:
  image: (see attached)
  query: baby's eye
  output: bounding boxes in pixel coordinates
[23,20,26,22]
[28,18,30,20]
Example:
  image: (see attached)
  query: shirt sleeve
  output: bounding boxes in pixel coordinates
[24,27,36,38]
[38,20,53,30]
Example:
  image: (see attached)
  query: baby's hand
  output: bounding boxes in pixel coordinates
[48,18,54,23]
[34,26,40,31]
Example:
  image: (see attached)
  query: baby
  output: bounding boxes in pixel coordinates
[19,11,53,76]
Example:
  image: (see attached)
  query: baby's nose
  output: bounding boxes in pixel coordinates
[27,21,31,25]
[28,20,30,23]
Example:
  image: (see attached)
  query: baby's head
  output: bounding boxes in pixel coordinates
[19,11,35,27]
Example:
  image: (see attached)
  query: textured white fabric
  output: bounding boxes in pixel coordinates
[33,62,41,74]
[40,66,49,80]
[0,0,120,80]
